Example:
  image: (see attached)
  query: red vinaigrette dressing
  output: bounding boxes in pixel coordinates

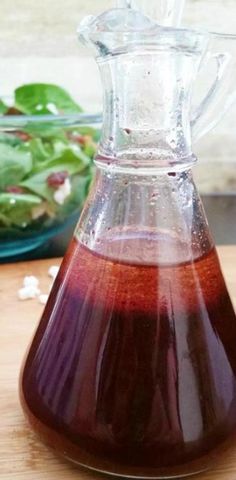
[20,232,236,478]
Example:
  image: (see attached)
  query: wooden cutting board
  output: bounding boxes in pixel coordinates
[1,247,236,480]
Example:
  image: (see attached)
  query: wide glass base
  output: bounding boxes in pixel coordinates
[20,233,236,479]
[65,457,208,479]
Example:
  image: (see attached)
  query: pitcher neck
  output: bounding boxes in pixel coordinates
[96,48,201,171]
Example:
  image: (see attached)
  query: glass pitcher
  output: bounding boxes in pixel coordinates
[20,7,236,479]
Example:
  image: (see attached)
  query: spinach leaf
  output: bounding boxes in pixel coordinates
[83,140,97,159]
[46,137,70,157]
[0,144,32,190]
[31,145,91,175]
[15,83,83,115]
[0,192,42,227]
[21,171,60,201]
[75,126,101,142]
[0,212,12,227]
[0,132,24,147]
[21,146,91,201]
[68,172,91,208]
[0,192,41,205]
[29,138,50,163]
[24,122,67,138]
[0,99,8,115]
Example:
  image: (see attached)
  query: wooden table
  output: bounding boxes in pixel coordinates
[1,247,236,479]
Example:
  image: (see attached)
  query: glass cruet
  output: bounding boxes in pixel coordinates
[20,5,236,479]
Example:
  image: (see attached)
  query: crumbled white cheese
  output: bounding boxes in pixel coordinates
[46,103,58,115]
[18,265,60,302]
[18,275,40,301]
[23,275,39,288]
[48,265,59,279]
[38,294,49,305]
[18,286,41,300]
[53,178,71,205]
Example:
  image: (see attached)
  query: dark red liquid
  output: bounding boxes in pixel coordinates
[20,235,236,478]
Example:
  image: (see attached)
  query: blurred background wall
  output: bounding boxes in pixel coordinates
[0,0,235,192]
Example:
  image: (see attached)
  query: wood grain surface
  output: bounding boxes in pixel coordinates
[1,247,236,479]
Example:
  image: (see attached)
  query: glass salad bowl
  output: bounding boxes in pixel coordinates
[0,83,101,258]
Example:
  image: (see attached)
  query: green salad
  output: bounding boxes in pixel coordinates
[0,83,99,239]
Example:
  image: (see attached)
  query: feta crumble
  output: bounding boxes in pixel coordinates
[18,265,60,302]
[23,275,39,288]
[53,178,71,205]
[18,285,41,300]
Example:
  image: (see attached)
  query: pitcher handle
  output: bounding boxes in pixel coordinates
[191,34,236,143]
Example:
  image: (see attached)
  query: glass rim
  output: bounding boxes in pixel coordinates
[0,112,103,129]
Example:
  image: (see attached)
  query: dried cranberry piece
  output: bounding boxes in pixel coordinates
[67,132,86,146]
[75,135,86,146]
[13,130,32,141]
[47,171,69,188]
[5,107,23,116]
[6,185,25,194]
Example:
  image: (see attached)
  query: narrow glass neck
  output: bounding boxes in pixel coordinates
[96,48,201,170]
